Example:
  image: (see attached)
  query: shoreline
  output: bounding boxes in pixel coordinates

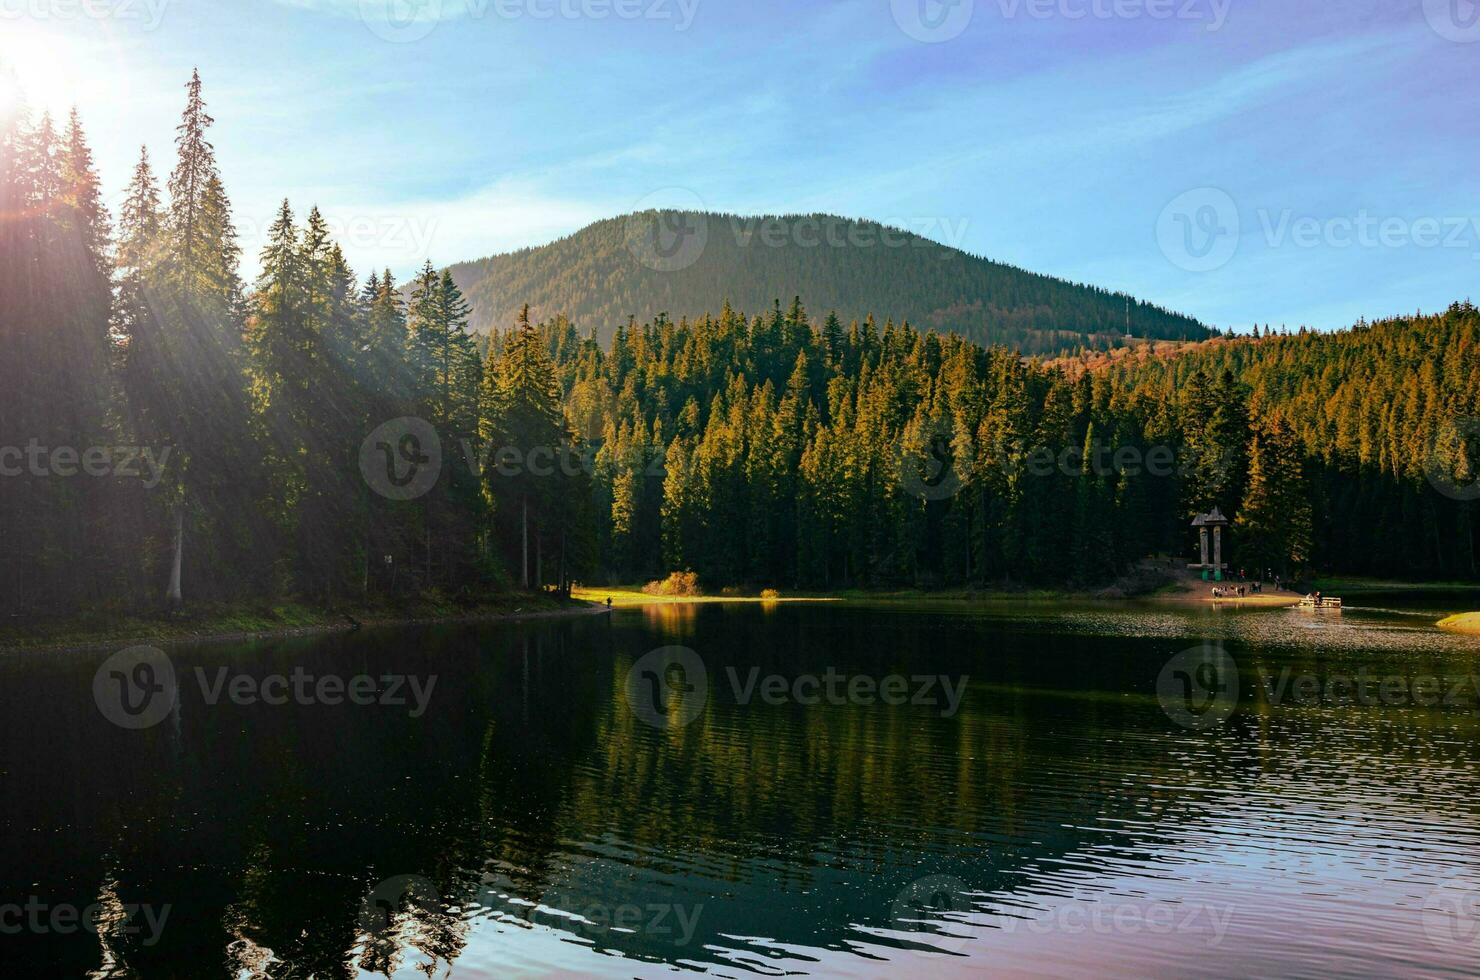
[0,598,609,657]
[1145,570,1305,608]
[580,578,1309,609]
[1155,593,1302,607]
[578,574,1473,611]
[571,586,840,608]
[11,577,1477,655]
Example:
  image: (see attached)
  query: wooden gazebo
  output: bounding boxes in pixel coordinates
[1188,507,1230,581]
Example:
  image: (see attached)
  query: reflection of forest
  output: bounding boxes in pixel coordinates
[3,606,1479,975]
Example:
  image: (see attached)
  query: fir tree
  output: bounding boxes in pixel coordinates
[1235,414,1313,576]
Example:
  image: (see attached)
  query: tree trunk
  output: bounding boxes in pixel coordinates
[521,495,529,588]
[536,531,542,592]
[166,494,184,606]
[964,509,972,581]
[361,484,370,598]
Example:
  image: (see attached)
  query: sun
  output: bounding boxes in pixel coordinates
[0,26,101,120]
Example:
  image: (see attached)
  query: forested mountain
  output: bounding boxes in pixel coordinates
[444,212,1212,355]
[3,75,1475,625]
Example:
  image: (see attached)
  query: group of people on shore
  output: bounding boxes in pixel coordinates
[1210,567,1286,600]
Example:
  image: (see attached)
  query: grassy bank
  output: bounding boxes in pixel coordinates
[0,591,590,654]
[1438,613,1480,635]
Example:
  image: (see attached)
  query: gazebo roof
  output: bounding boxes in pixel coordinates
[1191,507,1229,527]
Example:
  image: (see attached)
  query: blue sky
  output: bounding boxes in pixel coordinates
[3,0,1478,331]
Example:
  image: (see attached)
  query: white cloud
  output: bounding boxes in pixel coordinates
[231,177,616,281]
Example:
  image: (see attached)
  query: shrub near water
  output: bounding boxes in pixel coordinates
[643,571,703,597]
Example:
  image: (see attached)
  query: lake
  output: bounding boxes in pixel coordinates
[3,598,1479,977]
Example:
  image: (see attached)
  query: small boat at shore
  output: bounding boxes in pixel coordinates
[1299,596,1342,610]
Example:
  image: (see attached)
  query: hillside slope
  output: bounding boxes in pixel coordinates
[444,211,1210,354]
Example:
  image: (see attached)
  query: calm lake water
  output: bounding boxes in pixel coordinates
[3,598,1480,977]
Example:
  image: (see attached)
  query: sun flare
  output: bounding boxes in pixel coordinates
[0,26,102,119]
[0,68,20,121]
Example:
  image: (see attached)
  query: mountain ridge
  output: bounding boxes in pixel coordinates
[442,210,1211,355]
